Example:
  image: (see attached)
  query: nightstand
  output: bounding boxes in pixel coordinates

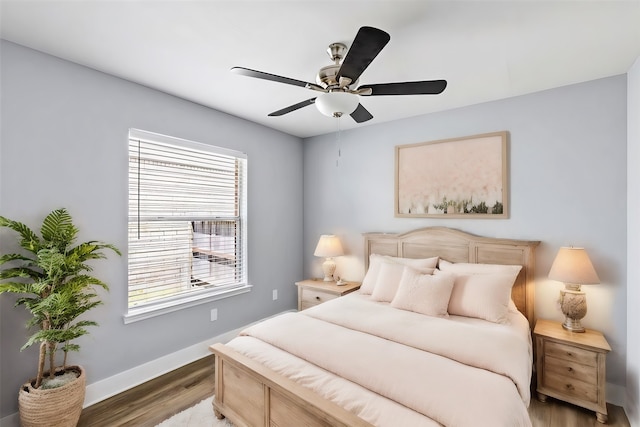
[534,319,611,423]
[295,279,361,311]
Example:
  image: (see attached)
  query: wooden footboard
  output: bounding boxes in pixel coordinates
[209,343,373,427]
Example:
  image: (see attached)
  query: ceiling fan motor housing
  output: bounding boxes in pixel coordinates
[316,64,341,88]
[316,64,358,89]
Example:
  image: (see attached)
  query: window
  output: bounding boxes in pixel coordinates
[126,129,248,323]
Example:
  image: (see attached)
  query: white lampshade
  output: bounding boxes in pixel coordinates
[548,247,600,285]
[314,235,344,258]
[315,92,359,118]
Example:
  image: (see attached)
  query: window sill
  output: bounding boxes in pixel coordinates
[123,284,252,324]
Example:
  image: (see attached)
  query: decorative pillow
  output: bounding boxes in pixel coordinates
[371,262,436,302]
[391,267,455,317]
[437,268,521,323]
[360,254,439,295]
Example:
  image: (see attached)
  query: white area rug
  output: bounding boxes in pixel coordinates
[155,397,233,427]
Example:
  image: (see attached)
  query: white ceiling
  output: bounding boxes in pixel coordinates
[1,1,639,138]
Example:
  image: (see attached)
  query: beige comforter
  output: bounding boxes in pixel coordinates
[228,293,532,427]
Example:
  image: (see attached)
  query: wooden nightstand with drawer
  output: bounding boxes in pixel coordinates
[295,279,361,311]
[534,319,611,423]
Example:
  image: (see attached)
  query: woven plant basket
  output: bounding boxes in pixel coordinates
[18,365,86,427]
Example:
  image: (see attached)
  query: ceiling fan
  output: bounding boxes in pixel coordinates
[231,26,447,123]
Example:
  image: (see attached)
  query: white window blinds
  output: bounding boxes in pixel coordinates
[127,129,247,317]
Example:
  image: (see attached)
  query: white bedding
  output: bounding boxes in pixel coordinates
[225,292,533,427]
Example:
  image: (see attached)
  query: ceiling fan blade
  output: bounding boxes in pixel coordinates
[337,26,390,83]
[231,67,324,91]
[350,103,373,123]
[359,80,447,96]
[268,98,316,117]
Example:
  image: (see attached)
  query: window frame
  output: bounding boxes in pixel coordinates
[124,129,250,324]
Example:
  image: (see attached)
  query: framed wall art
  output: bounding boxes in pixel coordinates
[395,131,508,218]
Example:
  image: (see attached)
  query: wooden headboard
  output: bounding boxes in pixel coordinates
[364,227,540,326]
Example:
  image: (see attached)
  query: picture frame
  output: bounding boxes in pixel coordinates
[395,131,508,218]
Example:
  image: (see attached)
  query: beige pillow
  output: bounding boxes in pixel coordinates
[438,268,521,323]
[371,262,436,302]
[391,267,455,317]
[361,254,439,295]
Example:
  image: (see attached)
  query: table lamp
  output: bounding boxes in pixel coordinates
[314,235,344,282]
[548,246,600,332]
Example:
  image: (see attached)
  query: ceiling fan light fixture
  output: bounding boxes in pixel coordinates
[315,91,359,118]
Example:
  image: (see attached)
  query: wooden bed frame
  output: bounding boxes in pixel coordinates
[209,227,540,427]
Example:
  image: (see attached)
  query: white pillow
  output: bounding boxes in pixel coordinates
[390,255,439,269]
[360,254,439,295]
[361,254,386,294]
[438,259,522,276]
[371,262,436,302]
[438,269,521,323]
[391,267,455,317]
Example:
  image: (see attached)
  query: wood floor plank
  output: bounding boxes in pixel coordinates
[78,355,215,427]
[79,354,630,426]
[529,397,631,427]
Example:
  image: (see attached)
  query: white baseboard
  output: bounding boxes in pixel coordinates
[626,389,639,427]
[608,382,627,407]
[83,328,239,407]
[0,413,19,427]
[0,310,294,427]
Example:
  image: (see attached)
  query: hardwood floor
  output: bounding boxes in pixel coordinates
[77,356,215,427]
[78,354,630,426]
[529,395,630,427]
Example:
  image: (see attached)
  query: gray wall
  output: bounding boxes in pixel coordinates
[627,56,639,426]
[0,41,303,417]
[303,75,628,392]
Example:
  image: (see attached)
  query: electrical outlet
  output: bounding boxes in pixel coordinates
[210,308,218,322]
[272,289,278,301]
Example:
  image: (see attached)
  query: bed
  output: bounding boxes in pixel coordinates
[209,227,539,426]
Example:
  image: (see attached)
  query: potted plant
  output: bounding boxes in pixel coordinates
[0,208,120,427]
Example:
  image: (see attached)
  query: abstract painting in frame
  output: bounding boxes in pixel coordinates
[395,131,508,218]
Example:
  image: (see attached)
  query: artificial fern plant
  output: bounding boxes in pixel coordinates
[0,208,120,388]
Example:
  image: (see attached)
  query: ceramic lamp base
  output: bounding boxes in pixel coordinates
[322,258,336,282]
[560,286,587,333]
